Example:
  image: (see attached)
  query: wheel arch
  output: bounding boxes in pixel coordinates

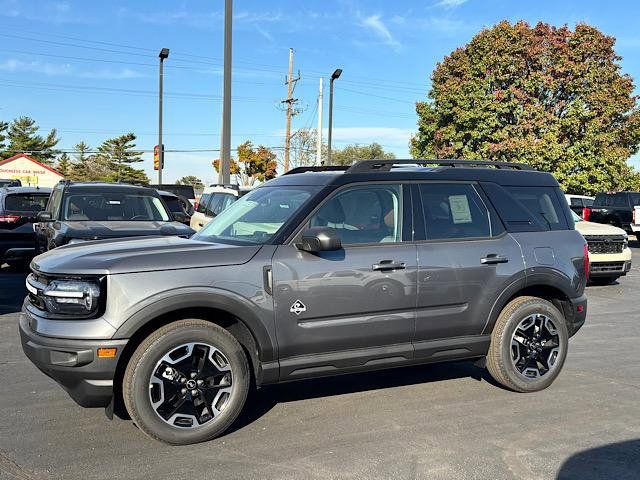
[483,273,576,336]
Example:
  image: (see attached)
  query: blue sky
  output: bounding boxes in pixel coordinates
[1,0,639,184]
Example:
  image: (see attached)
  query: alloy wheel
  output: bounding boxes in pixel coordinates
[510,314,562,379]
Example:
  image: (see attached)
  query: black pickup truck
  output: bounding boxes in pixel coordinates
[585,191,640,232]
[35,181,194,253]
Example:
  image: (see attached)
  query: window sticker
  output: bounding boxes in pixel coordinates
[449,195,472,224]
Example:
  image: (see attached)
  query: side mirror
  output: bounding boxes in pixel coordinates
[37,211,53,222]
[299,227,342,253]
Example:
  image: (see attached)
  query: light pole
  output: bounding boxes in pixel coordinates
[158,47,169,185]
[327,68,342,165]
[219,0,233,184]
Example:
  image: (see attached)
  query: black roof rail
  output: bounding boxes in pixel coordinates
[283,165,350,175]
[208,183,239,190]
[346,159,534,173]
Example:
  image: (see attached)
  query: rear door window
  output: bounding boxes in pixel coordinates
[196,193,211,214]
[505,186,567,231]
[418,183,491,240]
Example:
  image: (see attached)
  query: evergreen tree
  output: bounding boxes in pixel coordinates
[5,117,59,165]
[96,133,148,184]
[0,121,8,158]
[56,153,72,177]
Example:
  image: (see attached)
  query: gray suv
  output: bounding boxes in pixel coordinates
[20,160,588,445]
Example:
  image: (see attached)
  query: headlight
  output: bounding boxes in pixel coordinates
[27,275,101,317]
[623,234,629,250]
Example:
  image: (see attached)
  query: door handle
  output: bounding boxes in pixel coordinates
[481,254,509,265]
[372,260,406,271]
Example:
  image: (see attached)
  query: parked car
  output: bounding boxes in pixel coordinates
[34,181,194,253]
[585,191,640,232]
[158,190,191,226]
[20,160,588,445]
[0,178,22,187]
[190,184,251,232]
[572,211,631,284]
[0,187,51,266]
[565,194,594,217]
[149,184,196,207]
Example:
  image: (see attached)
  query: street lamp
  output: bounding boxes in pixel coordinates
[327,68,342,165]
[158,47,169,185]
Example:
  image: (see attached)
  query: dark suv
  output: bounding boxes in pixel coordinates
[20,160,588,445]
[34,181,194,253]
[586,191,640,232]
[0,187,51,266]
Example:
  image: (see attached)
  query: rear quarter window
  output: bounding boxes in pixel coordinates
[505,186,568,231]
[4,193,49,213]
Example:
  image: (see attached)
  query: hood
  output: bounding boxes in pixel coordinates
[32,236,261,275]
[575,220,626,236]
[60,220,193,238]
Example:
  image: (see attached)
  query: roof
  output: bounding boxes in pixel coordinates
[266,159,559,189]
[0,154,64,177]
[61,181,158,194]
[0,186,52,195]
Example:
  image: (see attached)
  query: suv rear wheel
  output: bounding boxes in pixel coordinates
[123,319,250,444]
[486,296,568,392]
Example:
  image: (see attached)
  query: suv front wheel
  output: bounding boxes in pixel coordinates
[486,296,569,392]
[123,319,250,444]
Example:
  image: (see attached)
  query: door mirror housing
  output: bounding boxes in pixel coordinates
[299,227,342,253]
[37,211,53,222]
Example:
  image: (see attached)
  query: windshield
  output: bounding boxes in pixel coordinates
[62,192,170,221]
[194,186,318,245]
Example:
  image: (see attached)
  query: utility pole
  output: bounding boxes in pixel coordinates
[158,48,169,185]
[281,48,300,173]
[219,0,233,184]
[316,78,323,165]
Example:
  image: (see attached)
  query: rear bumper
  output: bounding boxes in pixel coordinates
[19,314,127,407]
[567,294,587,337]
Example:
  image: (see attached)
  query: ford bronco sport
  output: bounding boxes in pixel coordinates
[20,160,588,445]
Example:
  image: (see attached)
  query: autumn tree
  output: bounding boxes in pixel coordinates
[96,133,148,184]
[213,141,277,185]
[330,142,395,166]
[4,117,59,165]
[410,21,640,195]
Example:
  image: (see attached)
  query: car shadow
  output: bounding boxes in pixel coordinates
[0,263,29,314]
[227,359,493,435]
[556,439,640,479]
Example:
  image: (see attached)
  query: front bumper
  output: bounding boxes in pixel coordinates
[19,314,127,407]
[588,248,632,278]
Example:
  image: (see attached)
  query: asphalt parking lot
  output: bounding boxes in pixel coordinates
[1,249,639,480]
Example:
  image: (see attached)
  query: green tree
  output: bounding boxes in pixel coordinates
[287,128,317,169]
[176,175,204,189]
[213,141,277,185]
[5,117,59,165]
[69,141,99,181]
[410,21,640,195]
[55,153,72,177]
[0,121,8,157]
[96,133,148,184]
[330,142,395,166]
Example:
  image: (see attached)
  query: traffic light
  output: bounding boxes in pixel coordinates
[153,144,164,170]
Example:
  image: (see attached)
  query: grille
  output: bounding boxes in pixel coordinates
[584,235,625,254]
[590,262,625,273]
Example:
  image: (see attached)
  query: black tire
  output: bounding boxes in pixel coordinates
[123,319,250,445]
[486,296,568,392]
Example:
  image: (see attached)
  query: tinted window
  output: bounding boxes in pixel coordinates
[309,184,404,245]
[211,193,236,216]
[162,196,183,213]
[569,197,582,206]
[613,193,629,207]
[62,192,169,221]
[196,193,211,214]
[583,198,594,207]
[419,183,490,240]
[47,186,63,219]
[4,193,49,213]
[505,186,566,231]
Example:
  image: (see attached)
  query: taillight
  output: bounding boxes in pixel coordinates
[584,243,590,282]
[0,215,20,224]
[582,207,591,221]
